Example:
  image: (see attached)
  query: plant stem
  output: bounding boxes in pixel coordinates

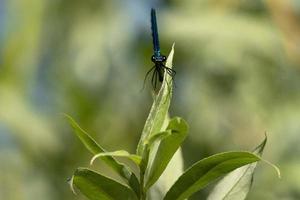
[139,149,149,200]
[140,170,146,200]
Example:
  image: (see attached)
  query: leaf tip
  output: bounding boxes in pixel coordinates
[261,158,281,179]
[166,44,175,69]
[68,175,77,195]
[62,113,76,125]
[61,112,71,119]
[90,154,100,165]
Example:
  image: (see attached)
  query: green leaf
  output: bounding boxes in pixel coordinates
[90,150,142,166]
[148,148,185,200]
[129,174,141,199]
[65,114,105,155]
[136,44,175,156]
[146,117,188,189]
[207,136,267,200]
[64,114,130,180]
[163,152,261,200]
[72,168,138,200]
[145,131,171,148]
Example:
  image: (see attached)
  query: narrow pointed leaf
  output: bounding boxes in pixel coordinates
[129,174,141,199]
[73,168,138,200]
[207,136,267,200]
[148,148,185,199]
[164,152,261,200]
[146,117,188,189]
[146,131,171,148]
[136,44,175,156]
[65,114,130,180]
[65,114,106,155]
[90,150,142,166]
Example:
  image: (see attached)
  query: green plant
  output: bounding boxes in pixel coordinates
[66,45,279,200]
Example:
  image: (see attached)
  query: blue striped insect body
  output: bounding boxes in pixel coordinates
[144,8,176,90]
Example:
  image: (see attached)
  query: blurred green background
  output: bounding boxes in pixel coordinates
[1,0,300,199]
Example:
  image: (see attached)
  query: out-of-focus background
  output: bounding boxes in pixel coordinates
[1,0,300,199]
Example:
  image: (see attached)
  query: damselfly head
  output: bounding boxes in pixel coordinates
[151,55,167,63]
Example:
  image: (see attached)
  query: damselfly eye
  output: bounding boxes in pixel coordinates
[163,56,167,61]
[151,55,155,62]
